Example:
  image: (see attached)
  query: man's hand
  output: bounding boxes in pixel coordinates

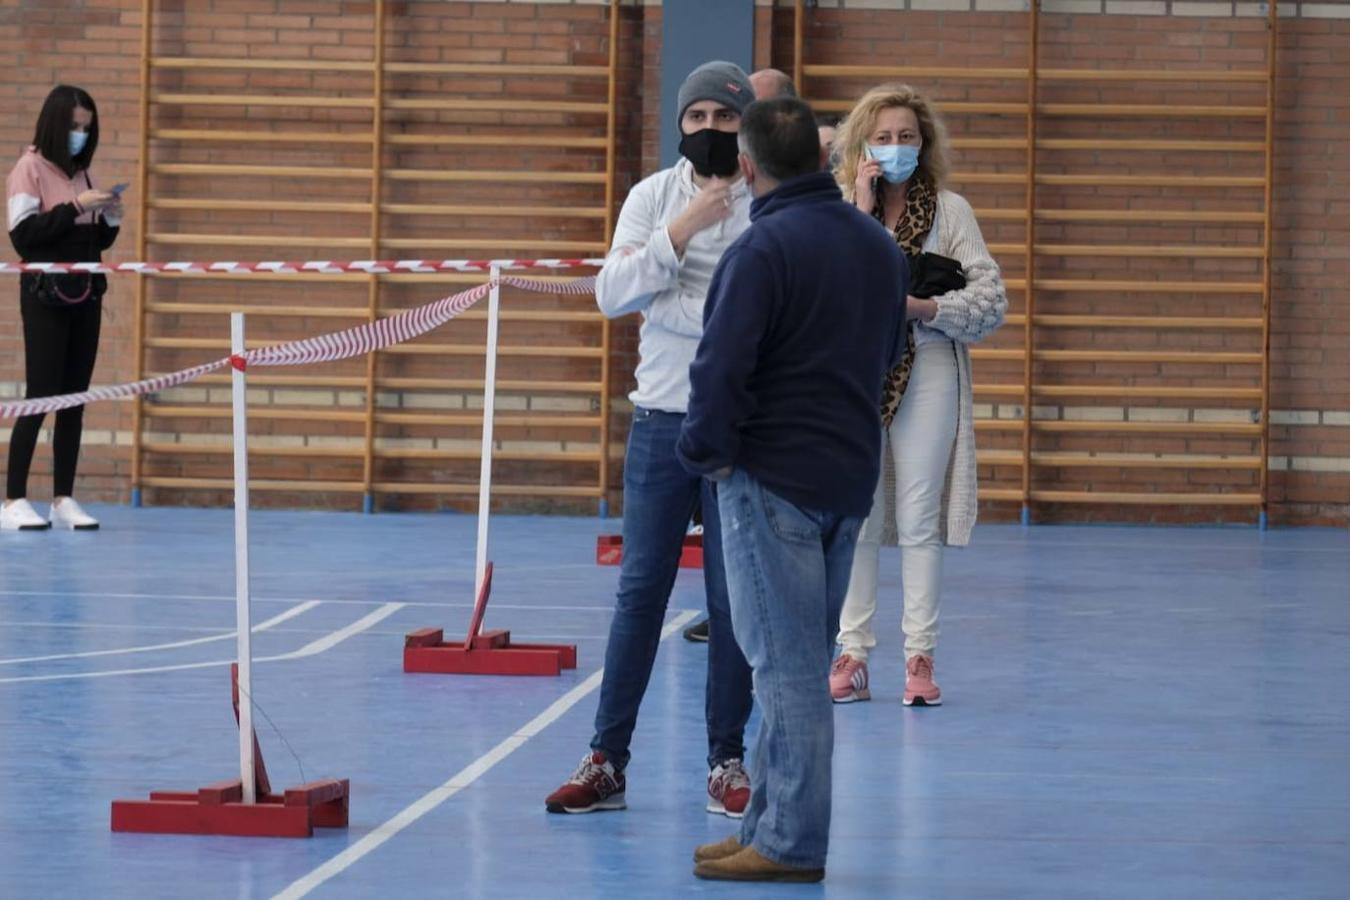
[667,178,734,258]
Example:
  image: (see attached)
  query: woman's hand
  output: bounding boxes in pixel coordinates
[76,189,115,212]
[667,177,734,258]
[102,198,125,220]
[906,295,938,323]
[854,158,882,212]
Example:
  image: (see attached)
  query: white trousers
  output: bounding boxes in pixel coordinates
[837,340,959,662]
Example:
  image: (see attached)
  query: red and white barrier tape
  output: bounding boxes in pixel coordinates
[1,282,490,418]
[0,258,604,275]
[0,270,603,421]
[502,274,599,296]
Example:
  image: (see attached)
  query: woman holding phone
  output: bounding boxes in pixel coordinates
[2,85,123,532]
[828,84,1007,706]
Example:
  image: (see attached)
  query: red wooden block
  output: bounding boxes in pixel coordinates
[403,642,575,676]
[596,534,704,569]
[404,558,577,677]
[111,797,315,838]
[113,779,350,837]
[596,534,623,565]
[404,627,444,648]
[109,670,351,839]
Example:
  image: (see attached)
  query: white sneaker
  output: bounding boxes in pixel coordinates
[49,497,99,531]
[1,498,51,531]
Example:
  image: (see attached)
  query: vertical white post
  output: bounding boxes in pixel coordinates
[231,312,256,805]
[475,266,501,603]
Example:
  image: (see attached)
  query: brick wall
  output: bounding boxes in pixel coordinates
[1,0,1345,525]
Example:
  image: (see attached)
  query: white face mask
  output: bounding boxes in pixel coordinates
[69,130,88,157]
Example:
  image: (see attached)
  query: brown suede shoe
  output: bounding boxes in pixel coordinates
[693,846,825,883]
[693,835,743,863]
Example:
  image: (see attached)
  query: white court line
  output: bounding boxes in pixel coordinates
[0,622,612,642]
[0,620,232,634]
[272,608,701,900]
[0,601,319,666]
[0,602,404,685]
[0,590,624,612]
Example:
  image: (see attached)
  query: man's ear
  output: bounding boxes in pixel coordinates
[738,152,755,187]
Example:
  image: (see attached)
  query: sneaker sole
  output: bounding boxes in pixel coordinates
[53,523,99,531]
[705,800,745,819]
[831,688,870,704]
[3,523,52,531]
[546,795,627,814]
[903,696,941,706]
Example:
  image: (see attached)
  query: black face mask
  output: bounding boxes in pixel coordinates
[678,128,741,178]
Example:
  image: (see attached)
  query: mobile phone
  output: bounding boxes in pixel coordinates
[110,183,131,195]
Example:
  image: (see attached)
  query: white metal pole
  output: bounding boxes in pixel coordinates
[474,267,501,604]
[231,312,256,805]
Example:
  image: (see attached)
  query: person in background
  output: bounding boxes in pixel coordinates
[829,84,1007,707]
[545,61,756,822]
[2,85,122,533]
[678,96,907,883]
[816,112,842,169]
[749,67,797,101]
[683,66,799,646]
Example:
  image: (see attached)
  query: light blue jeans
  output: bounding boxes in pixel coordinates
[717,468,862,870]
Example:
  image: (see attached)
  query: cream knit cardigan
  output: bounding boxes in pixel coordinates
[877,189,1007,547]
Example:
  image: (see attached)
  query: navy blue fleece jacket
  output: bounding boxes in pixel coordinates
[676,171,908,517]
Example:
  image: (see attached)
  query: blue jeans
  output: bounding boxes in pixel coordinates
[591,408,754,771]
[717,468,862,870]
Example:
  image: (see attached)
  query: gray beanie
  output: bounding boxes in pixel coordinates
[677,61,754,125]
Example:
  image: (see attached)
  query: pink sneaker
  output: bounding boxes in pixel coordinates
[829,654,870,704]
[904,655,941,706]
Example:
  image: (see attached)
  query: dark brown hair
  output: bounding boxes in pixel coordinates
[33,85,99,177]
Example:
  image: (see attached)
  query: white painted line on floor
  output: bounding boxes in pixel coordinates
[0,620,233,634]
[281,604,404,658]
[0,601,319,666]
[0,590,625,612]
[272,608,701,900]
[0,602,404,685]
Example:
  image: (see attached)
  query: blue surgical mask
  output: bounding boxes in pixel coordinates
[68,130,88,157]
[868,144,920,184]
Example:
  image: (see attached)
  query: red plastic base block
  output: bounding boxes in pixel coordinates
[109,665,350,838]
[110,778,350,838]
[403,627,578,676]
[597,533,703,569]
[404,560,578,676]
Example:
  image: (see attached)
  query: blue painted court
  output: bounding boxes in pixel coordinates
[1,506,1347,898]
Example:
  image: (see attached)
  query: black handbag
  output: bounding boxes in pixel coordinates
[32,269,105,308]
[907,251,966,299]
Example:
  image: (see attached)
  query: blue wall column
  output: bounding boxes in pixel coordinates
[659,0,755,169]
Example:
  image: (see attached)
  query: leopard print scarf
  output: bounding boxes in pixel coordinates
[874,173,937,429]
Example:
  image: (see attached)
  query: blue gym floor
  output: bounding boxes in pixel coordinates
[0,506,1346,899]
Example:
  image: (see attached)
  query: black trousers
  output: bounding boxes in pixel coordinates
[6,292,102,499]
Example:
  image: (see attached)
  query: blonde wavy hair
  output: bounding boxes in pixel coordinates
[833,83,950,202]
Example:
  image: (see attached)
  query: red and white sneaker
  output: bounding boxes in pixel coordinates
[904,654,941,706]
[545,751,627,814]
[707,759,750,819]
[829,654,870,703]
